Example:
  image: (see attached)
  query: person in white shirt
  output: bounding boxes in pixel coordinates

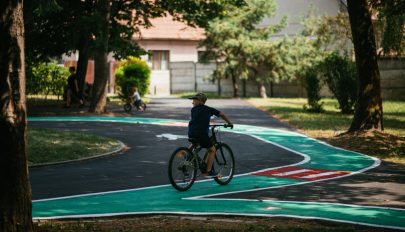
[132,87,143,111]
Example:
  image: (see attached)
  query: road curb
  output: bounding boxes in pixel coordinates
[29,140,127,168]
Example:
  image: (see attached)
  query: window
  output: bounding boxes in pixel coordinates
[148,50,169,70]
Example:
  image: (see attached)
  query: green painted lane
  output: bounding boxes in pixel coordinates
[33,180,405,229]
[29,117,405,230]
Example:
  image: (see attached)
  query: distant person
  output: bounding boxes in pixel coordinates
[65,66,84,108]
[132,87,143,111]
[187,92,233,178]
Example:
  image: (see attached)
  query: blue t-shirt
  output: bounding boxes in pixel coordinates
[188,105,220,137]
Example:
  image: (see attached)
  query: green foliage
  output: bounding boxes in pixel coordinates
[115,57,151,102]
[202,0,291,96]
[303,67,324,113]
[302,10,352,55]
[24,0,156,61]
[319,52,358,114]
[25,0,245,62]
[303,2,405,57]
[26,61,69,99]
[160,0,246,29]
[370,0,405,56]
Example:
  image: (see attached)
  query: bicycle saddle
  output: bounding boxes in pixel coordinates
[188,138,198,144]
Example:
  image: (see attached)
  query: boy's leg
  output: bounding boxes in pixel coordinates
[135,100,142,111]
[205,145,216,172]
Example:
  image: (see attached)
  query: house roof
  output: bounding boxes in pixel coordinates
[134,15,205,41]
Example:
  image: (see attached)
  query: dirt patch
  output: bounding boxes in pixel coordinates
[315,130,405,164]
[34,215,398,232]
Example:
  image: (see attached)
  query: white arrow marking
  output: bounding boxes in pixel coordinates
[156,133,188,140]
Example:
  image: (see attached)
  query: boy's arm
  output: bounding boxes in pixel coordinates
[219,112,233,127]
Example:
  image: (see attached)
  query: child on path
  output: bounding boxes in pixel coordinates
[132,87,143,111]
[187,92,233,178]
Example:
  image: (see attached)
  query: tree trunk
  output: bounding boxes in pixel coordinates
[231,74,239,97]
[242,79,247,97]
[77,0,94,98]
[0,1,33,231]
[258,83,267,98]
[77,40,90,97]
[89,0,110,113]
[347,0,383,132]
[270,81,274,97]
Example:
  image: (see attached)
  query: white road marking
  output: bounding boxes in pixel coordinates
[300,172,340,179]
[272,169,311,176]
[156,133,188,140]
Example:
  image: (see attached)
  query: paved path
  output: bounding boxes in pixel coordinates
[28,98,405,230]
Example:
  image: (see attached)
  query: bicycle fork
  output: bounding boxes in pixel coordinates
[215,143,227,166]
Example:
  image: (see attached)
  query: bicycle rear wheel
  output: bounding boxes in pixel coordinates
[168,147,197,191]
[214,143,235,185]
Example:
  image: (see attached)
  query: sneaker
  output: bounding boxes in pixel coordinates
[204,169,219,178]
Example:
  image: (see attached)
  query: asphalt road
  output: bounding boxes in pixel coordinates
[29,98,405,210]
[29,98,298,200]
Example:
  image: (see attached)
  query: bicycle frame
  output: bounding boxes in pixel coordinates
[188,124,230,174]
[168,123,234,191]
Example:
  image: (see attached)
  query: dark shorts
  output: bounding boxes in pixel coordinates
[189,133,213,148]
[134,100,141,107]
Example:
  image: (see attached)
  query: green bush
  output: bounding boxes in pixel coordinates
[303,67,324,113]
[115,57,151,102]
[26,61,69,99]
[319,52,358,114]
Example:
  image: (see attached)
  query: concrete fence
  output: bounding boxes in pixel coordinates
[379,58,405,100]
[170,59,405,100]
[170,62,266,97]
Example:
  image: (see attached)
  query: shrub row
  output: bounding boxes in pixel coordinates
[304,52,358,114]
[26,61,69,99]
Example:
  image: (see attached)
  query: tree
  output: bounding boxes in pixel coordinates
[24,0,151,102]
[89,0,110,113]
[0,1,33,231]
[25,0,245,111]
[347,0,383,132]
[88,0,245,110]
[370,0,405,56]
[201,0,288,97]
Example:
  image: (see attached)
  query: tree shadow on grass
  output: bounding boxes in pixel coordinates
[266,106,352,131]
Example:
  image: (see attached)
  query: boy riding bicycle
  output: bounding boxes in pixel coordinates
[132,87,144,111]
[187,92,233,178]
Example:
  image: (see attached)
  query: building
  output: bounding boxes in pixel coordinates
[134,15,205,96]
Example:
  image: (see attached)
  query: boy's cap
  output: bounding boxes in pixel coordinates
[188,92,207,102]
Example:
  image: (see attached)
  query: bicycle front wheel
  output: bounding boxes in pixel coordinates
[214,143,235,185]
[168,147,197,191]
[123,103,132,112]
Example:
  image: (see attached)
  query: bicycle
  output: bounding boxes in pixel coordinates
[123,99,147,112]
[168,124,235,191]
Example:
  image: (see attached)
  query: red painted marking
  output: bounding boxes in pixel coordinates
[163,122,188,127]
[253,166,351,181]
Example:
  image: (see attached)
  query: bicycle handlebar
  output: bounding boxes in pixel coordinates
[210,124,234,130]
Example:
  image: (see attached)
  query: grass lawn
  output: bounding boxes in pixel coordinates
[247,98,405,164]
[28,127,122,165]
